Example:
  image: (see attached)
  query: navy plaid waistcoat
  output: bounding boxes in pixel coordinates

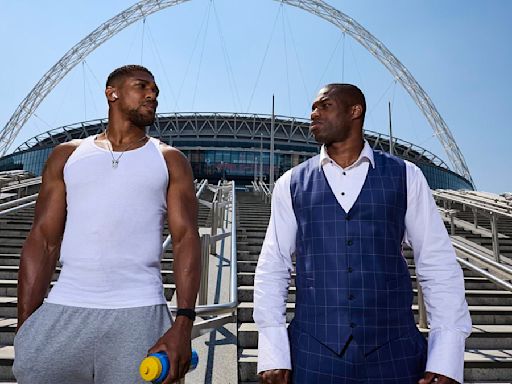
[290,150,416,355]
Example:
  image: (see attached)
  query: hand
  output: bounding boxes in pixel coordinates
[147,316,193,383]
[259,369,291,384]
[419,371,458,384]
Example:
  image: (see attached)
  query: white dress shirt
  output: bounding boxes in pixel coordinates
[253,141,472,382]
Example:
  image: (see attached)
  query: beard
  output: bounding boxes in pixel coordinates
[311,123,351,146]
[127,106,155,127]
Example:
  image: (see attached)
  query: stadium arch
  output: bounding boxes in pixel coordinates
[0,0,474,186]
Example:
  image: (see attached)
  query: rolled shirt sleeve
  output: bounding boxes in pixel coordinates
[404,162,472,383]
[253,170,295,373]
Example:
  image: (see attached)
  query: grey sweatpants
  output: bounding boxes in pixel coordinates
[13,302,172,384]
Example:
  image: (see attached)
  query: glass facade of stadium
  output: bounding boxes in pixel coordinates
[0,113,473,190]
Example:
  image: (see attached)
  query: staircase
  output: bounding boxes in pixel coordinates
[236,191,512,383]
[2,181,512,382]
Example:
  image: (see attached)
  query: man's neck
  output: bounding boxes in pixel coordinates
[103,120,146,146]
[326,139,365,169]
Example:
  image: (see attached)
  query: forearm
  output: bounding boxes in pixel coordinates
[17,235,59,328]
[172,232,201,309]
[254,251,292,371]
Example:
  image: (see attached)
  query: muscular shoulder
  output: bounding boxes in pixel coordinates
[157,142,187,162]
[156,142,191,175]
[44,140,82,175]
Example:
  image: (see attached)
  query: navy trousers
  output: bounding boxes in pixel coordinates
[289,322,427,384]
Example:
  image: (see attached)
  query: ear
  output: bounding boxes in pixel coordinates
[351,104,363,120]
[105,86,118,102]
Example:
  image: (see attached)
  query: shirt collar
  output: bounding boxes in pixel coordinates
[318,140,375,170]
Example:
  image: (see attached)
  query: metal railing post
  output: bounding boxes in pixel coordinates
[490,212,501,263]
[210,202,218,254]
[472,207,478,229]
[199,234,211,305]
[219,188,225,230]
[417,285,428,329]
[449,210,456,235]
[225,198,230,228]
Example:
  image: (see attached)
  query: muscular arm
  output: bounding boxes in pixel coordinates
[163,146,201,315]
[148,145,200,383]
[17,142,77,330]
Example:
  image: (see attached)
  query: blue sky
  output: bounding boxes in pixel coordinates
[1,0,511,193]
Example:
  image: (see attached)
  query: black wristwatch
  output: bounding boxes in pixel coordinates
[176,308,196,321]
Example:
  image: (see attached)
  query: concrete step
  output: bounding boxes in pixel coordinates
[237,260,258,272]
[0,231,29,238]
[238,348,512,382]
[0,318,16,345]
[0,346,15,381]
[0,256,20,267]
[0,249,23,256]
[0,224,31,231]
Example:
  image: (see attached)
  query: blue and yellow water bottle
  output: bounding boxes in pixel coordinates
[139,350,199,383]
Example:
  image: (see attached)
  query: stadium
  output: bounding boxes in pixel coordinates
[0,112,473,190]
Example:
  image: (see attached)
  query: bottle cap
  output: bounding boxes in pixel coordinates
[190,350,199,371]
[139,355,162,381]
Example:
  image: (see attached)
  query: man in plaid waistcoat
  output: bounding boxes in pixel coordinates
[254,84,471,384]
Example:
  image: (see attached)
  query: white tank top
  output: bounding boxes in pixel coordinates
[46,135,169,308]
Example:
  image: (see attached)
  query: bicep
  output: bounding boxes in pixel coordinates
[30,147,69,245]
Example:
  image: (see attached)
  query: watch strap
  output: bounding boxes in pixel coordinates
[176,308,196,321]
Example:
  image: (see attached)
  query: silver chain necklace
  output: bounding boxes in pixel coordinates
[104,130,149,169]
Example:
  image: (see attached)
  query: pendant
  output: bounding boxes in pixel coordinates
[112,160,119,169]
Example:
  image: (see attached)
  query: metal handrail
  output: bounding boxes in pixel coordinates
[457,258,512,292]
[0,176,42,192]
[256,180,271,203]
[439,190,512,211]
[433,190,512,220]
[452,239,512,276]
[0,200,37,217]
[258,181,271,196]
[434,192,511,262]
[0,193,38,212]
[195,179,208,197]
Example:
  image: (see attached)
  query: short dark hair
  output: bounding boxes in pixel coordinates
[106,65,154,87]
[325,83,366,123]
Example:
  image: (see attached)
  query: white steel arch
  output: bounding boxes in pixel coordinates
[0,0,474,186]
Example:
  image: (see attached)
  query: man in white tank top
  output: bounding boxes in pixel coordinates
[14,65,201,384]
